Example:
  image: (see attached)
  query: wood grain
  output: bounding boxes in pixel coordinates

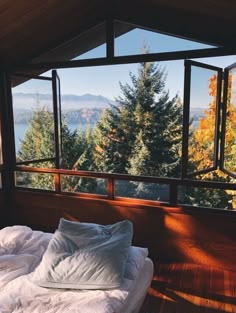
[140,262,236,313]
[6,190,236,272]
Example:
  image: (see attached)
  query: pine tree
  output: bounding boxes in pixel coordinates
[69,127,99,194]
[95,61,182,177]
[94,106,129,173]
[94,60,182,199]
[17,105,82,190]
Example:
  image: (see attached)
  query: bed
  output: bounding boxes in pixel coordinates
[0,221,153,313]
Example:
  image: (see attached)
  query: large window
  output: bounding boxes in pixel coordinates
[11,58,236,209]
[8,19,236,209]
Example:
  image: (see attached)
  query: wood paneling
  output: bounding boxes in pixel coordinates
[0,191,8,228]
[0,0,236,65]
[0,0,107,64]
[7,190,236,272]
[141,262,236,313]
[112,0,236,47]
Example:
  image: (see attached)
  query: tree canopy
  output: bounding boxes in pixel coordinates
[94,61,183,179]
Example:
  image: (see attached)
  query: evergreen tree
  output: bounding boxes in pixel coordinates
[17,105,83,190]
[94,107,129,173]
[94,61,182,178]
[69,127,99,194]
[94,60,182,199]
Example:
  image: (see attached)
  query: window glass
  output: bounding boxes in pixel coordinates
[115,21,215,57]
[11,76,56,166]
[61,176,107,195]
[15,171,54,190]
[187,65,219,175]
[115,180,169,202]
[57,61,183,181]
[223,66,236,175]
[178,186,235,210]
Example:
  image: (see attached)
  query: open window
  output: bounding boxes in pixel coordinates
[183,59,236,180]
[11,71,62,168]
[220,63,236,178]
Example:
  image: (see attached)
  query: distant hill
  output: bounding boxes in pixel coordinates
[190,107,205,120]
[12,92,207,126]
[12,92,114,110]
[13,107,106,125]
[12,92,114,125]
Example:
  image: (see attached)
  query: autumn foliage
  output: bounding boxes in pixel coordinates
[189,71,236,208]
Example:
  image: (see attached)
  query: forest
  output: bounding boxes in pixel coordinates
[16,61,236,209]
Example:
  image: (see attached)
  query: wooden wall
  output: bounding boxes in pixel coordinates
[6,190,236,272]
[0,191,8,227]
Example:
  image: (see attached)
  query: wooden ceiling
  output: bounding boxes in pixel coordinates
[0,0,235,66]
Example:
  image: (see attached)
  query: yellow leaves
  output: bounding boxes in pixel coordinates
[208,74,217,97]
[95,145,103,154]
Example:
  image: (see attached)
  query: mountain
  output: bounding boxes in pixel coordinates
[12,92,114,110]
[190,107,205,119]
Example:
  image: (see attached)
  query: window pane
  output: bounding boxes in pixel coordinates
[115,21,215,57]
[15,171,54,190]
[57,62,183,178]
[61,175,107,195]
[223,66,236,174]
[178,186,234,209]
[188,66,219,174]
[12,76,56,164]
[115,180,169,202]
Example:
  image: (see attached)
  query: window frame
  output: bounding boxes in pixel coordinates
[11,71,62,168]
[182,60,223,178]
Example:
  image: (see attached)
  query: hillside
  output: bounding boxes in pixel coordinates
[14,107,105,125]
[12,92,113,125]
[12,92,206,126]
[12,92,113,110]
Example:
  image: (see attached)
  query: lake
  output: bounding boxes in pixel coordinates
[14,120,200,153]
[14,123,87,153]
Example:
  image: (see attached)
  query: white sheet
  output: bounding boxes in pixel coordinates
[0,226,153,313]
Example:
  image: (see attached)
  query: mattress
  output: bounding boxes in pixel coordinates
[0,225,153,313]
[122,258,154,313]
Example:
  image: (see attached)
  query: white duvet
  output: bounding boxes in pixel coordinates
[0,226,148,313]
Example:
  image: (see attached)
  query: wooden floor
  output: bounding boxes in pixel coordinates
[140,263,236,313]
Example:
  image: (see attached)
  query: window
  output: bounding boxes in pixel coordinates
[11,71,62,168]
[183,60,236,180]
[182,60,222,177]
[114,21,216,56]
[8,23,236,209]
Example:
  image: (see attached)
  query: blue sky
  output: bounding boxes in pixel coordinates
[13,26,236,108]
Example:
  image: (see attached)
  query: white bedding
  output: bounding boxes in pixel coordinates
[0,226,153,313]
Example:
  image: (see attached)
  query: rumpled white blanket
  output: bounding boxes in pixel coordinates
[0,226,147,313]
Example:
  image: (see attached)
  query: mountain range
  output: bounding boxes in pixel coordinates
[12,93,114,125]
[12,92,206,125]
[12,92,114,110]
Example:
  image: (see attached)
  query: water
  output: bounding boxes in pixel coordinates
[15,120,200,153]
[14,123,86,153]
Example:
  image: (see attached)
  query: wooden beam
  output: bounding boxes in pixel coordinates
[5,47,236,73]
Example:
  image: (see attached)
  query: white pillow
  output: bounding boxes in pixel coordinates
[32,219,133,289]
[124,246,149,280]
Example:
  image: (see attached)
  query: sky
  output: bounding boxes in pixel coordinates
[13,25,236,108]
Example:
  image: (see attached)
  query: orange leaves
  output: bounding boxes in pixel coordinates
[208,74,217,97]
